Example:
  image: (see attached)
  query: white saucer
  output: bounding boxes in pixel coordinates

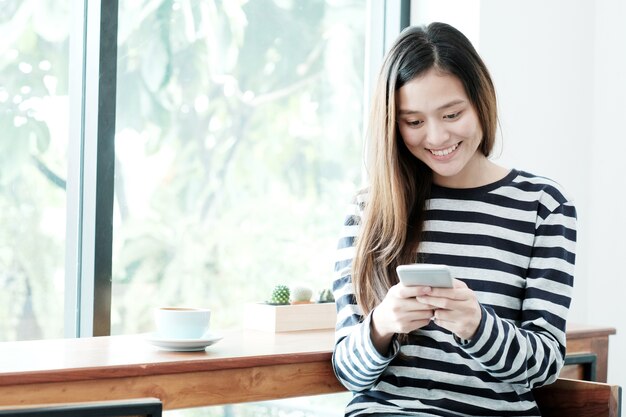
[145,332,223,351]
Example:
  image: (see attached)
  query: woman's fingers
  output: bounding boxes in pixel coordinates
[374,283,438,334]
[414,279,482,340]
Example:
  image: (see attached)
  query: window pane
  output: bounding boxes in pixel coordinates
[0,1,69,341]
[113,0,364,332]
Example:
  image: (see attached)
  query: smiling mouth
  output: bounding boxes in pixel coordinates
[429,142,460,157]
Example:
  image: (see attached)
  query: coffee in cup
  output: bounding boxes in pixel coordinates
[154,307,211,339]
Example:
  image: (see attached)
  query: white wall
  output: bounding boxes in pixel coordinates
[587,0,626,385]
[411,0,626,388]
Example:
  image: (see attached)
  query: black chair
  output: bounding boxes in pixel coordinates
[0,397,162,417]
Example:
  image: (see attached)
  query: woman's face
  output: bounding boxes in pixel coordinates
[396,69,485,188]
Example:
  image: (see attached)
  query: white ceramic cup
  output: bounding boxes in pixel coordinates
[154,307,211,339]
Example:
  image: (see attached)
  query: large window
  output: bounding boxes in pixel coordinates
[0,1,69,341]
[112,1,366,333]
[2,0,408,414]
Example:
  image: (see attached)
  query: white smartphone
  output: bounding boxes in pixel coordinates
[396,264,453,288]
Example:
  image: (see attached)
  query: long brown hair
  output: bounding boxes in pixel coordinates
[353,22,498,315]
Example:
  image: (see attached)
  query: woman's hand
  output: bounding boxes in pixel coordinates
[370,283,435,354]
[416,279,482,341]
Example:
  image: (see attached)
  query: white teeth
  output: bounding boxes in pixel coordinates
[430,143,459,156]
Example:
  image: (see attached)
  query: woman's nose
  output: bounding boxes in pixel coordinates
[425,121,450,146]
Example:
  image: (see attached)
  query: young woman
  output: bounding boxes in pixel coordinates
[331,22,577,416]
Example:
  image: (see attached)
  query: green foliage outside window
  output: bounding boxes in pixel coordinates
[1,0,362,414]
[0,0,69,341]
[112,0,365,334]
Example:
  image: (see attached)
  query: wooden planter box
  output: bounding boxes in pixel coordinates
[244,302,336,332]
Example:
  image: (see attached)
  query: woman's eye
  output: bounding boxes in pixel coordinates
[444,111,461,120]
[406,120,423,127]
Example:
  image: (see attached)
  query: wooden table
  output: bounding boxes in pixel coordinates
[0,324,615,410]
[0,329,344,410]
[561,323,616,382]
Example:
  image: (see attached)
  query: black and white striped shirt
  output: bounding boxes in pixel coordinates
[332,169,577,417]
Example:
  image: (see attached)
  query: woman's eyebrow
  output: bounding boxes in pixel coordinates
[397,99,466,115]
[437,99,466,110]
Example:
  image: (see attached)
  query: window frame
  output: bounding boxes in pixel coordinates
[65,0,118,337]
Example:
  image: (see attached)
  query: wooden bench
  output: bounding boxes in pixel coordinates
[534,378,622,417]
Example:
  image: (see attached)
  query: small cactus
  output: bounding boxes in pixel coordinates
[269,284,290,305]
[317,288,335,303]
[290,284,313,303]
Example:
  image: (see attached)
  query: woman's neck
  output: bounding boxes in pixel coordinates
[433,153,509,189]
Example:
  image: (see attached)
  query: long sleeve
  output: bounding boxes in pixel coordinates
[331,199,401,391]
[332,305,401,391]
[458,197,577,389]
